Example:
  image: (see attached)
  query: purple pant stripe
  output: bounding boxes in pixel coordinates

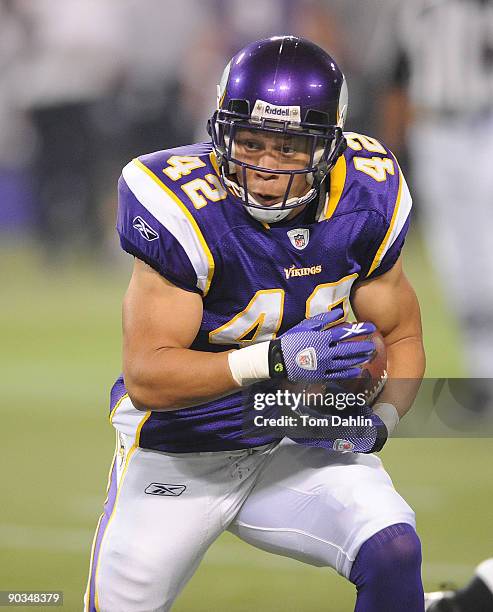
[88,458,119,611]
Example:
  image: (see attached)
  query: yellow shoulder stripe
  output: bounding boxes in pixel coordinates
[324,154,347,220]
[209,151,221,177]
[133,158,215,296]
[367,163,403,277]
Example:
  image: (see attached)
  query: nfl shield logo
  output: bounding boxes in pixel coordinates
[287,228,309,250]
[295,348,317,370]
[333,439,355,453]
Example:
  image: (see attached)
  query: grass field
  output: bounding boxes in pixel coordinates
[2,233,492,611]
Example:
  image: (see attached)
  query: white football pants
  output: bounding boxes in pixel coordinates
[84,436,415,612]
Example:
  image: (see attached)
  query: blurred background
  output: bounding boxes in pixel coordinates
[1,0,492,609]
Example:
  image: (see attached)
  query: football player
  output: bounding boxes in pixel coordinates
[85,36,426,611]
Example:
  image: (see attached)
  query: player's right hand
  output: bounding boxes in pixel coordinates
[268,309,376,383]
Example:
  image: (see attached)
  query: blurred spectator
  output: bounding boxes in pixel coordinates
[95,0,211,256]
[0,0,36,232]
[380,0,493,381]
[12,0,127,257]
[113,0,207,158]
[304,0,399,136]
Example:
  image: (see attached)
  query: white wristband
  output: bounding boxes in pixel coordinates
[227,342,271,387]
[373,403,400,435]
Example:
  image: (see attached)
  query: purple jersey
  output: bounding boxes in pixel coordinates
[110,132,412,452]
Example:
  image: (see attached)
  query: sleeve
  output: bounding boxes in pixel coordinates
[116,159,214,295]
[365,164,413,280]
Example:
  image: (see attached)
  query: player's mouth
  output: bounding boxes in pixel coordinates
[251,192,283,206]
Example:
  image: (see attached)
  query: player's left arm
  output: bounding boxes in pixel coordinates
[351,256,425,419]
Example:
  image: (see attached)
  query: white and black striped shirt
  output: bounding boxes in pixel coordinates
[396,0,493,114]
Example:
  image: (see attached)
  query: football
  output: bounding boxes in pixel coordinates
[342,325,388,405]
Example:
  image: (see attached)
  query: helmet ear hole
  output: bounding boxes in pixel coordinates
[304,109,329,127]
[229,99,250,115]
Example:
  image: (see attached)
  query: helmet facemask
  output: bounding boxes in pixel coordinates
[208,36,349,223]
[210,105,345,223]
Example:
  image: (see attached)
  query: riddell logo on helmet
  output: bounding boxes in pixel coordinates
[265,105,290,117]
[251,100,301,124]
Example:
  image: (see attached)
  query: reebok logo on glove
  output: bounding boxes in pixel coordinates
[339,322,370,339]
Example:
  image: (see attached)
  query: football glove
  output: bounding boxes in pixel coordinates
[289,399,389,454]
[268,308,376,383]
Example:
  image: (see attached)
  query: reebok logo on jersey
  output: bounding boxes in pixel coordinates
[133,216,159,241]
[284,264,322,280]
[145,483,187,496]
[339,322,368,339]
[295,348,317,370]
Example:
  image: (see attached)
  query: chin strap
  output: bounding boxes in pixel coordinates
[245,205,293,224]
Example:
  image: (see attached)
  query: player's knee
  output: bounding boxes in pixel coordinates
[97,541,172,611]
[350,523,422,587]
[378,525,421,575]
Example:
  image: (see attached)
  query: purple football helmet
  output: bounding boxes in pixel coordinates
[208,36,348,223]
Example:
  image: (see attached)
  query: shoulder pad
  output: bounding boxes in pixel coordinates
[324,132,412,278]
[117,146,218,295]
